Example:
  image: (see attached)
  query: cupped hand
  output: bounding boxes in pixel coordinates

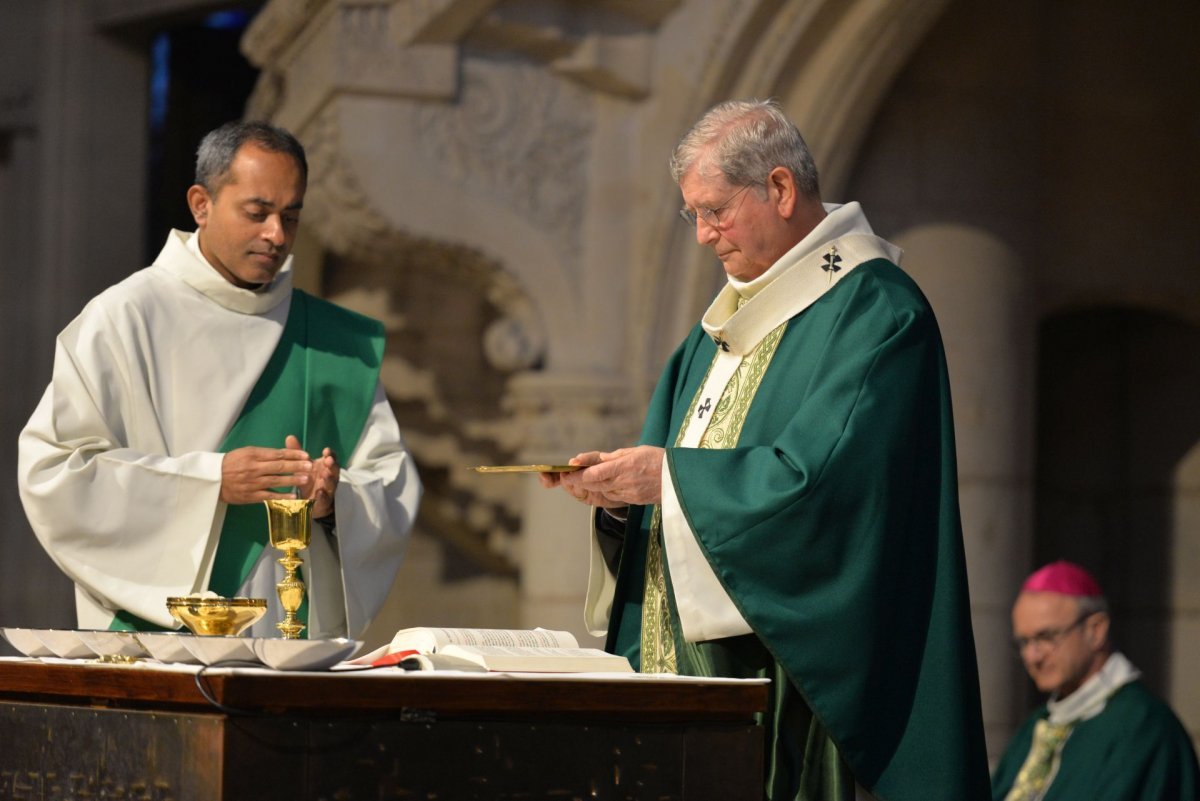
[286,435,339,519]
[220,444,312,505]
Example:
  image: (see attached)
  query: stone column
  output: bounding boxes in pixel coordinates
[894,224,1035,761]
[1171,438,1200,747]
[505,372,640,646]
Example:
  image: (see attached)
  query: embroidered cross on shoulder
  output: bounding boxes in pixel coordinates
[822,246,842,282]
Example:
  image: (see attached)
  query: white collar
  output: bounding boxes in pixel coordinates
[154,229,293,316]
[699,202,900,354]
[1046,651,1141,724]
[727,202,887,299]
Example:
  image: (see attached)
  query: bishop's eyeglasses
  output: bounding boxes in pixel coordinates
[679,184,753,229]
[1012,612,1096,654]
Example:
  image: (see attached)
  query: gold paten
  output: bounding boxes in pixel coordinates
[265,497,313,639]
[166,596,268,636]
[471,464,582,473]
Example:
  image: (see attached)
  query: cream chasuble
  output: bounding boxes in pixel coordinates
[19,229,421,638]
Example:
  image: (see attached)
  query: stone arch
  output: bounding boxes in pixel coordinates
[634,0,953,393]
[279,91,583,369]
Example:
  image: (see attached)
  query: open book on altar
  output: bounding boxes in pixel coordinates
[349,627,635,673]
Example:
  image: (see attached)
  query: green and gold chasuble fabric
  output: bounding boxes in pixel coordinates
[1002,719,1074,801]
[605,259,990,801]
[991,682,1200,801]
[111,290,383,633]
[640,305,786,674]
[640,317,856,800]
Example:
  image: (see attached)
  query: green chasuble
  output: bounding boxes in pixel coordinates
[606,260,991,801]
[992,682,1200,801]
[111,290,383,633]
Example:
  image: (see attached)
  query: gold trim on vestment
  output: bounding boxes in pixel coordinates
[639,317,788,673]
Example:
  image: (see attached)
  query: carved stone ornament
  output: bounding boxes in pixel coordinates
[241,0,332,69]
[299,107,403,264]
[416,57,593,260]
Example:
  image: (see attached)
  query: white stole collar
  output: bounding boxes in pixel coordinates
[153,229,293,316]
[701,202,901,356]
[1046,651,1141,725]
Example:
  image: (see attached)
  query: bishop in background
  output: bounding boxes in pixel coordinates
[993,561,1199,801]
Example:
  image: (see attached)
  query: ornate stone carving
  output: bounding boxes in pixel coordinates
[483,308,543,373]
[241,0,332,68]
[310,153,555,573]
[299,107,401,263]
[246,1,459,133]
[416,57,592,260]
[551,32,653,99]
[240,0,694,578]
[394,0,502,44]
[243,69,285,122]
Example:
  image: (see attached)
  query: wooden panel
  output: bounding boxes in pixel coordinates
[0,661,766,721]
[0,701,226,801]
[0,702,761,800]
[0,661,766,800]
[296,718,761,799]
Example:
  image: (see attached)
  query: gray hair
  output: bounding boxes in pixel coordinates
[669,99,820,197]
[195,120,308,194]
[1076,594,1112,649]
[1076,594,1110,619]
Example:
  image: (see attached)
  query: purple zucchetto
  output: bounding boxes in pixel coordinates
[1021,560,1103,597]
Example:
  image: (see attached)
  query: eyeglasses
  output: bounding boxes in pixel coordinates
[679,184,753,229]
[1012,612,1095,654]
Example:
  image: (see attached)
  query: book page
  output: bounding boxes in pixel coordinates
[439,644,633,673]
[398,652,489,672]
[351,627,580,666]
[447,645,611,658]
[416,628,578,649]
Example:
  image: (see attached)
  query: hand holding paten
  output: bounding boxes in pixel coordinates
[541,451,618,507]
[554,446,665,507]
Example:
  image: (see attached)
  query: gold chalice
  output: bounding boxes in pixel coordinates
[265,497,314,639]
[167,596,267,636]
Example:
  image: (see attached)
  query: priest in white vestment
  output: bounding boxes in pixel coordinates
[17,121,421,639]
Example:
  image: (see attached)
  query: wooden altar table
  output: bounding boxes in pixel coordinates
[0,659,766,800]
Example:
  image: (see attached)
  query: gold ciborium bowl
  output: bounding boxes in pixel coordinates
[166,596,268,637]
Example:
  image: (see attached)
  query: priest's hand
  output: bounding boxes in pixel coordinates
[287,435,339,520]
[220,445,312,505]
[539,451,624,508]
[542,446,664,507]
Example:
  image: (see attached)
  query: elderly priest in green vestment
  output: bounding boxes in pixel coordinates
[18,121,421,639]
[992,561,1199,801]
[541,99,990,800]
